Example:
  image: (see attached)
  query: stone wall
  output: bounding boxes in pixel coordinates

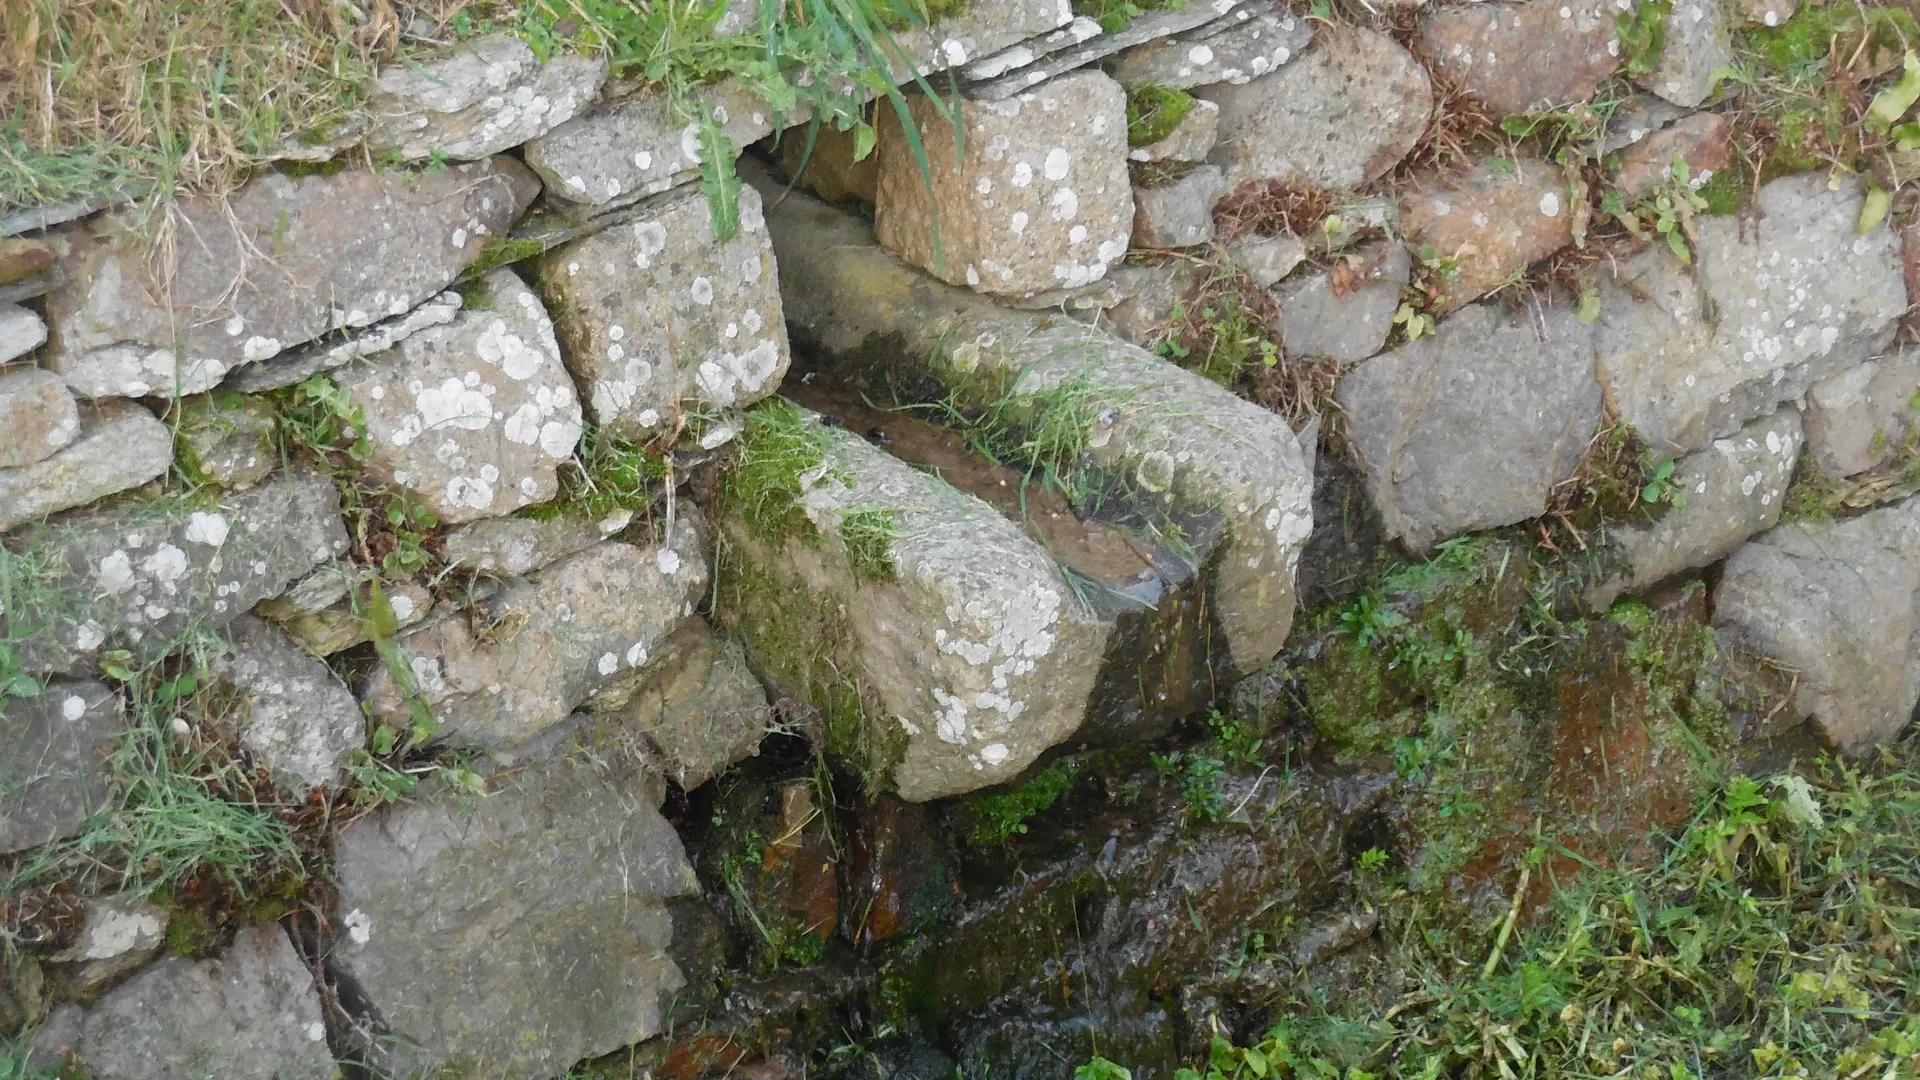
[2,0,1918,1076]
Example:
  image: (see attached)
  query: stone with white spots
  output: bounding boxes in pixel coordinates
[442,506,639,578]
[1128,97,1219,164]
[266,579,434,659]
[874,70,1133,299]
[42,896,169,1002]
[588,620,770,790]
[1131,164,1225,248]
[212,615,364,797]
[0,399,170,531]
[1611,112,1733,199]
[1107,9,1314,90]
[329,750,696,1080]
[1804,349,1920,478]
[225,291,463,394]
[1715,496,1920,753]
[41,160,537,398]
[536,183,789,438]
[29,923,332,1080]
[1640,0,1734,108]
[1398,158,1574,313]
[0,303,47,364]
[6,473,349,675]
[366,34,608,162]
[1586,407,1804,610]
[176,393,277,489]
[0,681,120,855]
[1274,241,1411,363]
[964,0,1263,101]
[1417,0,1622,117]
[337,268,582,525]
[359,522,707,752]
[0,365,80,468]
[1195,26,1431,190]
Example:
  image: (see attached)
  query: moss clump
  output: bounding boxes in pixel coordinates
[956,759,1080,846]
[520,425,669,522]
[1126,85,1194,147]
[720,399,835,544]
[1695,162,1746,215]
[461,235,549,280]
[839,508,898,583]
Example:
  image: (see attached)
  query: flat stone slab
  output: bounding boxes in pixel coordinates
[330,751,697,1079]
[965,0,1262,100]
[41,895,168,1002]
[365,34,607,162]
[1417,0,1621,116]
[0,302,47,364]
[224,291,462,394]
[0,365,80,468]
[42,160,537,397]
[213,615,364,797]
[441,506,636,577]
[1106,9,1314,89]
[0,680,120,855]
[1274,240,1410,362]
[0,399,170,532]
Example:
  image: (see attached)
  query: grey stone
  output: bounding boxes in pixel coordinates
[0,681,120,855]
[0,366,79,467]
[225,291,462,394]
[594,621,769,790]
[1586,407,1804,610]
[875,70,1133,298]
[1599,94,1697,156]
[1107,9,1314,89]
[8,474,349,674]
[1196,26,1431,190]
[176,394,276,489]
[1274,240,1410,363]
[330,751,697,1080]
[1418,0,1621,116]
[1337,301,1604,550]
[1804,350,1920,477]
[1098,262,1191,345]
[336,269,582,525]
[1128,97,1219,163]
[43,897,169,1002]
[442,507,636,577]
[360,523,707,752]
[536,183,789,439]
[271,580,432,659]
[213,615,363,797]
[1715,497,1920,753]
[366,34,608,162]
[252,565,354,620]
[1132,164,1225,247]
[0,399,170,532]
[1594,174,1907,454]
[43,160,538,397]
[30,923,332,1080]
[960,15,1103,81]
[965,0,1262,101]
[1226,233,1306,288]
[1642,0,1734,108]
[0,303,46,364]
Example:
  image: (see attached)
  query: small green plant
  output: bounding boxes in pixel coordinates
[957,759,1080,846]
[1075,1057,1134,1080]
[1152,751,1227,821]
[522,425,670,523]
[1638,449,1687,510]
[1615,0,1672,80]
[1206,709,1265,768]
[1073,0,1188,34]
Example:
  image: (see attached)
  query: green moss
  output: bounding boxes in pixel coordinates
[162,904,222,958]
[720,398,835,544]
[956,759,1080,846]
[1694,163,1746,215]
[1125,85,1194,147]
[838,508,899,583]
[462,234,548,280]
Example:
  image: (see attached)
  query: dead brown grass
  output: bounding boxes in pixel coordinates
[1211,181,1342,245]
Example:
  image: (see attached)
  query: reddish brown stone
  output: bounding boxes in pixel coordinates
[1399,158,1574,312]
[0,238,55,288]
[1613,113,1732,199]
[1419,0,1621,117]
[844,794,942,947]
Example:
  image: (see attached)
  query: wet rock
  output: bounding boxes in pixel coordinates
[212,615,363,797]
[961,14,1104,84]
[537,182,789,438]
[0,302,46,363]
[1399,158,1573,312]
[1128,98,1219,163]
[366,34,608,162]
[1611,112,1733,198]
[336,268,582,525]
[1642,0,1734,108]
[1274,240,1410,362]
[175,393,276,489]
[330,750,697,1080]
[0,681,120,855]
[43,160,537,397]
[442,507,636,577]
[1337,301,1604,550]
[0,365,79,467]
[1417,0,1621,116]
[1226,233,1306,288]
[1107,10,1314,89]
[270,579,433,658]
[875,70,1132,298]
[704,780,841,968]
[1586,407,1803,611]
[1197,26,1430,190]
[0,399,169,530]
[1132,165,1225,247]
[593,621,769,790]
[845,795,942,948]
[8,474,349,673]
[1804,350,1920,477]
[29,923,331,1080]
[42,897,168,1003]
[224,291,463,394]
[1715,496,1920,753]
[360,524,707,752]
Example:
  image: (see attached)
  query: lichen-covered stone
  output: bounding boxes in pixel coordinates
[441,507,636,577]
[0,365,79,468]
[0,681,120,855]
[1417,0,1621,116]
[42,897,168,1003]
[1128,98,1219,164]
[1612,112,1733,198]
[1805,350,1920,477]
[1132,165,1225,247]
[330,751,697,1079]
[1274,241,1410,362]
[1586,407,1803,610]
[271,580,433,658]
[965,0,1261,101]
[1195,26,1431,190]
[176,393,276,489]
[1399,158,1573,312]
[1641,0,1733,108]
[1715,497,1920,753]
[1337,301,1604,550]
[537,183,789,439]
[9,474,349,674]
[0,302,47,364]
[30,923,332,1080]
[0,399,170,531]
[225,291,462,394]
[42,160,537,397]
[213,615,363,796]
[594,620,769,790]
[337,268,581,525]
[1107,9,1314,89]
[360,523,707,751]
[961,15,1103,83]
[366,34,607,162]
[1226,233,1306,288]
[874,70,1133,298]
